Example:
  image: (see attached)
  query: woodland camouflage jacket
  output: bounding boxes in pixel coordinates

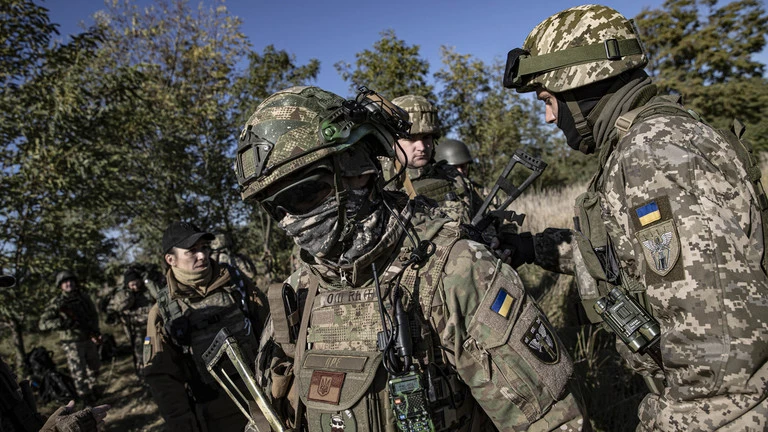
[255,195,585,431]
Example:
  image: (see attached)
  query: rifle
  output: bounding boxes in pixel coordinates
[59,297,101,344]
[463,149,547,243]
[203,327,293,432]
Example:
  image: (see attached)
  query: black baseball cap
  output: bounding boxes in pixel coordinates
[162,222,215,254]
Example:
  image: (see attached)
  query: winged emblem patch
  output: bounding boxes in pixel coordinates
[635,219,680,276]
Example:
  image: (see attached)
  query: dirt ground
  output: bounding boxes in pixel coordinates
[29,331,166,431]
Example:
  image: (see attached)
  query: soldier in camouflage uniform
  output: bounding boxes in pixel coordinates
[143,221,268,432]
[383,95,483,223]
[105,268,155,378]
[233,85,587,431]
[3,273,110,431]
[503,4,768,430]
[39,271,102,404]
[210,231,257,280]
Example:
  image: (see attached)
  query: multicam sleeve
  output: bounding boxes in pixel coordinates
[438,240,582,430]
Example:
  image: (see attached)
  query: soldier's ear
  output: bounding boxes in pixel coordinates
[164,253,175,267]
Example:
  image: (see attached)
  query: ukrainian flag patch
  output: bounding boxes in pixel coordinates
[636,201,661,226]
[490,289,515,319]
[144,336,151,345]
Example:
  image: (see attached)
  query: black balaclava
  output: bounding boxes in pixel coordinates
[554,77,621,154]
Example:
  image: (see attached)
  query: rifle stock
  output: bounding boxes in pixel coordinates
[203,327,292,432]
[466,149,547,239]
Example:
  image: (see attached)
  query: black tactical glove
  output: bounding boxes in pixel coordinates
[497,231,536,268]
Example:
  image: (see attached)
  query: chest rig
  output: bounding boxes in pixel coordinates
[288,224,481,432]
[156,266,258,387]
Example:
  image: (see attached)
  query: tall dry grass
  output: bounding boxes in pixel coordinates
[514,184,646,432]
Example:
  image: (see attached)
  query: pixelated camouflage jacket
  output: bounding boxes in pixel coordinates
[538,81,768,430]
[39,290,100,342]
[256,193,584,431]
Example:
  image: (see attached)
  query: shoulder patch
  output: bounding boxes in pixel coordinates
[521,316,559,364]
[635,201,661,226]
[635,220,680,277]
[490,289,515,319]
[631,195,683,279]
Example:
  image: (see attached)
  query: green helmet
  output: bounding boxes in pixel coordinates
[503,4,647,93]
[211,232,232,250]
[236,86,409,201]
[391,95,440,137]
[435,139,472,166]
[55,270,76,287]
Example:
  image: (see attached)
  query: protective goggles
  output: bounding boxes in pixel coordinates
[259,170,335,219]
[502,38,643,89]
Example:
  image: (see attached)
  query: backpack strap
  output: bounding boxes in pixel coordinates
[615,95,699,141]
[267,282,299,357]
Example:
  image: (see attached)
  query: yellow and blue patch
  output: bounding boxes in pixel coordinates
[636,201,661,226]
[144,336,151,345]
[490,289,515,319]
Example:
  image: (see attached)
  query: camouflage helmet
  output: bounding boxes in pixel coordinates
[391,95,440,137]
[211,232,232,250]
[236,86,409,201]
[434,139,473,166]
[55,270,76,287]
[503,4,647,93]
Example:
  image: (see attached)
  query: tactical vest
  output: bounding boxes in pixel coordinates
[284,224,483,432]
[156,266,258,387]
[56,292,99,342]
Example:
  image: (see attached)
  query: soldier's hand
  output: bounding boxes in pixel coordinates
[489,237,514,265]
[91,404,111,425]
[495,232,536,269]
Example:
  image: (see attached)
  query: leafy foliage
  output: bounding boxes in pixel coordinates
[335,29,434,100]
[635,0,768,150]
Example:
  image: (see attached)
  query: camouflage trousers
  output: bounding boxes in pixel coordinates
[126,326,146,379]
[62,339,100,398]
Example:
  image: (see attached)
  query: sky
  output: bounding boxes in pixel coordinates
[44,0,686,98]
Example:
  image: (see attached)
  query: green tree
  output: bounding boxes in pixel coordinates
[91,0,251,258]
[1,0,143,369]
[635,0,768,150]
[335,29,434,99]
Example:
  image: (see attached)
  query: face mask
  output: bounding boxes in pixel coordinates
[555,98,584,152]
[278,194,341,259]
[338,183,386,264]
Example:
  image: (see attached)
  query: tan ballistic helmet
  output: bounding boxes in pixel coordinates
[211,232,232,250]
[504,4,648,93]
[391,95,440,137]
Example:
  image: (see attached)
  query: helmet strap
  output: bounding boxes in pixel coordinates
[562,76,628,154]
